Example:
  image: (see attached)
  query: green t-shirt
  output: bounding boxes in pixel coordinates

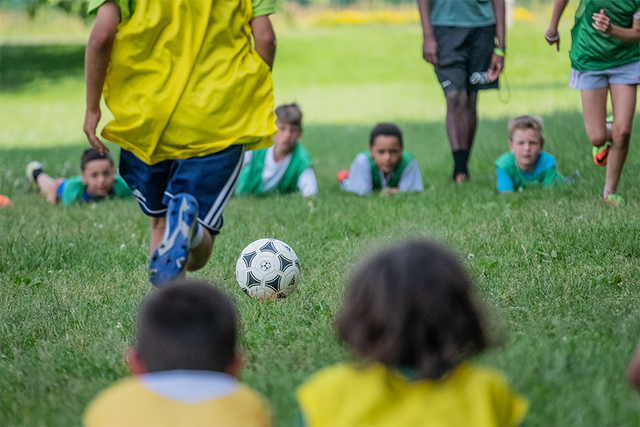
[364,151,414,190]
[61,175,132,205]
[88,0,275,23]
[569,0,640,72]
[430,0,496,27]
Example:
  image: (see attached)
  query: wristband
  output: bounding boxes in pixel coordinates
[545,30,560,42]
[494,48,505,57]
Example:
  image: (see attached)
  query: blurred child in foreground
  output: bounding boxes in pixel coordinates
[495,115,567,193]
[236,103,317,197]
[338,123,423,195]
[83,282,270,427]
[296,240,528,426]
[25,148,131,204]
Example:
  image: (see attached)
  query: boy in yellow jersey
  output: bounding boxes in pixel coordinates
[84,0,277,286]
[83,281,270,427]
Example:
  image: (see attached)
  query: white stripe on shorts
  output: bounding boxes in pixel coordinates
[202,145,246,227]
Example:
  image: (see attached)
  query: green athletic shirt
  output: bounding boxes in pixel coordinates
[235,144,312,196]
[88,0,275,23]
[61,175,132,205]
[364,151,413,190]
[495,152,565,191]
[430,0,496,27]
[570,0,640,72]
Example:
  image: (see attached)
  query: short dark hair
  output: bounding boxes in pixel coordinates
[80,148,114,172]
[136,281,238,373]
[275,103,303,127]
[337,241,488,380]
[369,122,403,147]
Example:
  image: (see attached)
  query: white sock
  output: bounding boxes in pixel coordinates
[190,223,204,248]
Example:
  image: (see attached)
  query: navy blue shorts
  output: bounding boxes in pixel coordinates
[119,145,245,235]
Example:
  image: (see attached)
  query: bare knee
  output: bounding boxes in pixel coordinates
[151,217,165,232]
[445,91,468,113]
[612,124,632,145]
[587,132,609,147]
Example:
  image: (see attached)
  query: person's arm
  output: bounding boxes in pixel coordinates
[397,160,424,193]
[251,15,276,69]
[298,168,318,197]
[546,0,570,51]
[84,1,120,155]
[341,154,372,196]
[592,10,640,44]
[416,0,437,66]
[496,167,515,193]
[488,0,506,81]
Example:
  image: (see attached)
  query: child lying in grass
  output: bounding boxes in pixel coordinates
[26,148,132,204]
[495,115,567,193]
[338,123,423,195]
[236,103,317,197]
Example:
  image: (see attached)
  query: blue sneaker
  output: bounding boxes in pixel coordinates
[149,193,199,287]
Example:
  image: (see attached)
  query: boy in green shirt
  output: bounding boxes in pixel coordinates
[235,103,317,197]
[26,148,132,204]
[495,115,566,193]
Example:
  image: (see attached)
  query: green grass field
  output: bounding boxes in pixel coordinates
[1,8,640,426]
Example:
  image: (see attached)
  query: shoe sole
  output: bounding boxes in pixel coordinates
[148,194,199,287]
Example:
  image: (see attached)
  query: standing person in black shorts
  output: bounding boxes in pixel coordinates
[418,0,505,183]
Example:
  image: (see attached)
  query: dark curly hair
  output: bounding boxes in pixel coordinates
[369,123,403,147]
[337,241,488,380]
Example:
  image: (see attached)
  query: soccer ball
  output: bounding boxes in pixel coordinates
[235,238,300,300]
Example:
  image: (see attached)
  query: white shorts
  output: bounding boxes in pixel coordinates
[569,61,640,90]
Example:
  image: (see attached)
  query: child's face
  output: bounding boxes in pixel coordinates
[274,120,302,154]
[370,135,402,175]
[81,159,116,197]
[509,128,543,173]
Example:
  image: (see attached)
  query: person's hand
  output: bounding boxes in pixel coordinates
[545,28,561,51]
[83,107,109,155]
[487,53,504,82]
[422,36,438,66]
[592,9,612,35]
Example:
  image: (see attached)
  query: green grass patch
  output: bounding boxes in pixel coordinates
[1,14,640,427]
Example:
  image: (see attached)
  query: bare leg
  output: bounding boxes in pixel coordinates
[466,91,479,153]
[36,174,64,203]
[604,84,636,198]
[580,87,610,147]
[150,217,214,273]
[444,90,471,151]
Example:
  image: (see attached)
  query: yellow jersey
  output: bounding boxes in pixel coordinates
[100,0,276,165]
[296,363,528,427]
[84,371,270,427]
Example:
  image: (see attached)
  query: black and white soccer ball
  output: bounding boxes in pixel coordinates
[235,238,300,300]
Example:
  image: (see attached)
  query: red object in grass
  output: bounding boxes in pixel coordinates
[0,195,11,207]
[337,170,349,183]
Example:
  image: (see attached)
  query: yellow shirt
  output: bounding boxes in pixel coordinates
[296,363,528,427]
[101,0,276,165]
[84,371,270,427]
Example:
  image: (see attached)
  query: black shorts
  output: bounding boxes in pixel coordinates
[433,24,499,92]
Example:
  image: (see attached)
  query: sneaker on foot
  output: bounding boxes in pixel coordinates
[592,141,611,166]
[148,193,199,287]
[604,193,625,207]
[25,161,43,190]
[337,170,349,183]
